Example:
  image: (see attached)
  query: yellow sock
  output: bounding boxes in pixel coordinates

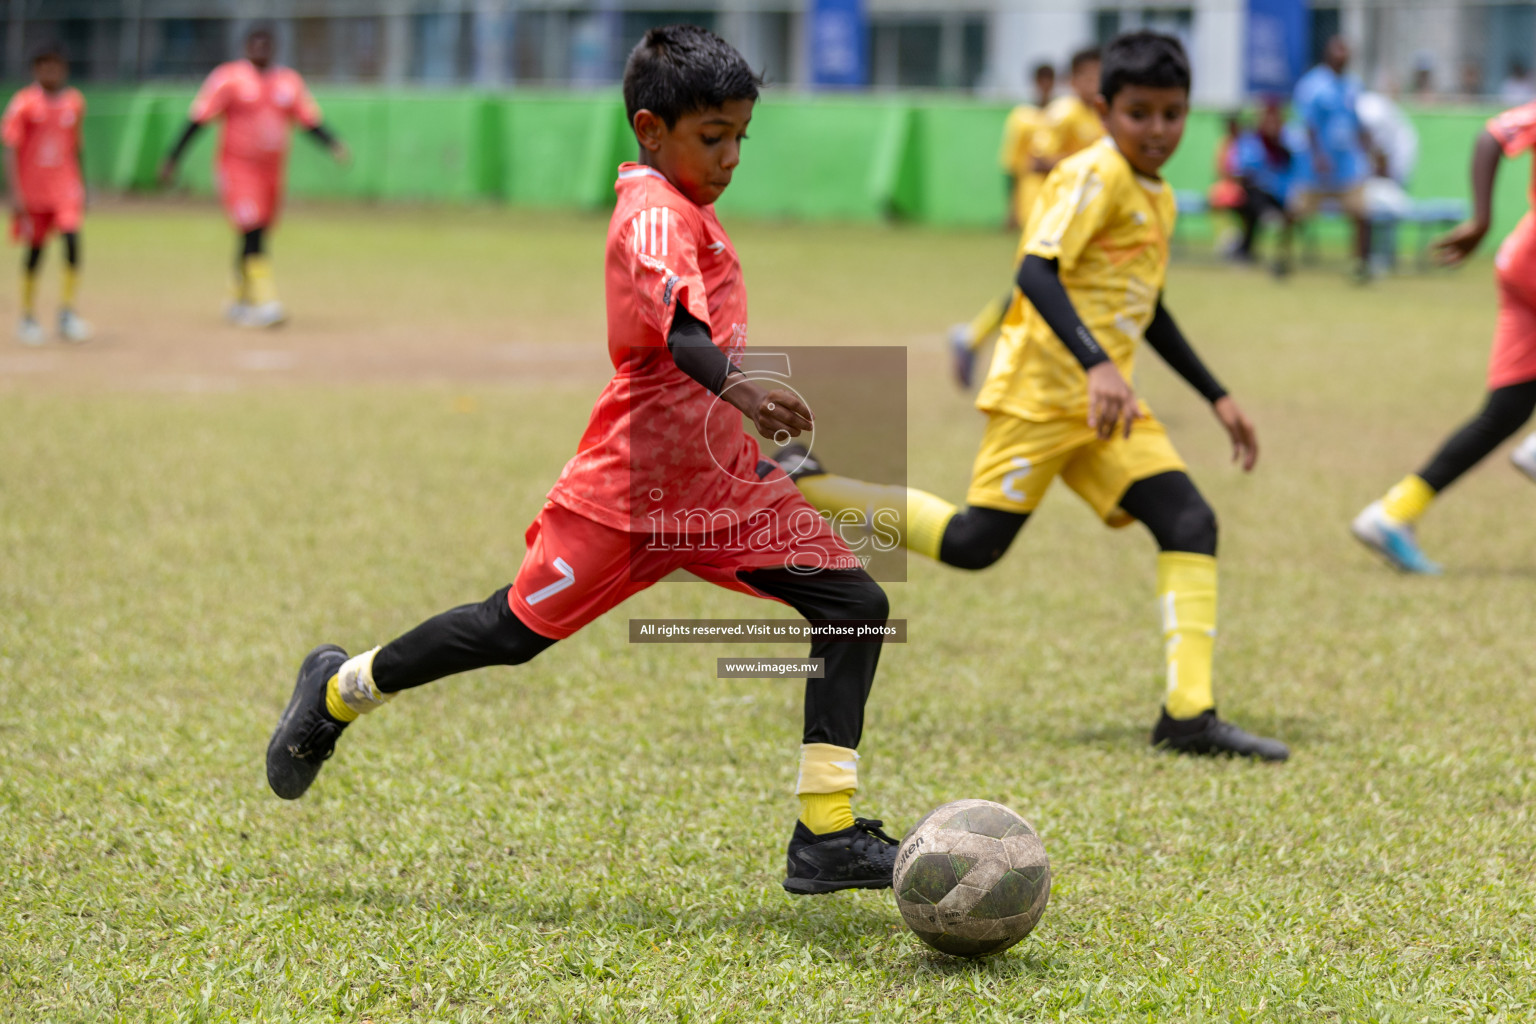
[796,474,958,561]
[324,674,359,723]
[325,647,391,722]
[244,255,277,306]
[1381,474,1435,524]
[61,266,77,309]
[796,743,859,834]
[965,294,1010,351]
[1158,552,1218,720]
[21,270,36,318]
[799,791,856,834]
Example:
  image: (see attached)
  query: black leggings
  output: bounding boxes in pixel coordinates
[370,567,887,750]
[240,227,265,262]
[936,470,1218,569]
[1417,380,1536,493]
[24,232,79,272]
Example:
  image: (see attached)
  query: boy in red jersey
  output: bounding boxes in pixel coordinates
[265,26,900,895]
[3,42,89,345]
[1353,99,1536,572]
[159,25,347,328]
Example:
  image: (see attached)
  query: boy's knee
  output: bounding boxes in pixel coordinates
[843,576,889,623]
[487,588,555,665]
[1169,500,1218,555]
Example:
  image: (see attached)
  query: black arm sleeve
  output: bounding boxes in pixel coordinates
[1015,254,1108,371]
[667,304,736,395]
[1143,298,1227,403]
[165,120,204,166]
[308,123,339,148]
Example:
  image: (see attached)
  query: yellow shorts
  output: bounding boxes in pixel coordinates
[965,409,1186,527]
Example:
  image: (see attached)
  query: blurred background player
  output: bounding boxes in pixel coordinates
[1229,100,1298,274]
[265,25,902,895]
[1000,62,1057,232]
[950,49,1102,389]
[3,42,90,345]
[158,24,348,328]
[1290,36,1373,283]
[1352,98,1536,574]
[780,31,1287,761]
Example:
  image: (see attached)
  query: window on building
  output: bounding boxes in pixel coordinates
[152,18,227,78]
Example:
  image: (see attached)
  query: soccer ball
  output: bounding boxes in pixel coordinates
[892,798,1051,958]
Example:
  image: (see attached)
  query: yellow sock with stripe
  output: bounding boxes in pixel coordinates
[796,743,858,834]
[964,294,1010,351]
[795,475,958,562]
[323,647,392,723]
[21,269,36,318]
[61,266,78,310]
[243,255,278,306]
[1381,474,1435,525]
[1157,552,1218,720]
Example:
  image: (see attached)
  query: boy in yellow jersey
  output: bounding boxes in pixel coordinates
[781,31,1287,761]
[951,49,1103,389]
[1001,63,1058,231]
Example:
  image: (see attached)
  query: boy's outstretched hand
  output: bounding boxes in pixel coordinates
[1213,395,1258,472]
[1086,362,1141,440]
[1432,218,1489,266]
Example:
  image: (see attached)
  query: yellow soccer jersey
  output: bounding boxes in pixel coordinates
[1033,95,1105,167]
[977,138,1177,422]
[998,104,1043,176]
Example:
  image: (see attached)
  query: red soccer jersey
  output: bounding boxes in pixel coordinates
[190,60,321,168]
[1488,101,1536,279]
[1,84,84,212]
[547,163,759,532]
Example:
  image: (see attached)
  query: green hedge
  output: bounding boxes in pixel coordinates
[74,85,1529,240]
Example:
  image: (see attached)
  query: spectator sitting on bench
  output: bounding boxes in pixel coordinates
[1230,101,1298,276]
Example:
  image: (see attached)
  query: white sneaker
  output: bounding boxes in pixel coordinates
[16,315,45,346]
[224,301,252,325]
[58,309,92,343]
[1511,434,1536,483]
[242,300,288,329]
[1350,500,1442,575]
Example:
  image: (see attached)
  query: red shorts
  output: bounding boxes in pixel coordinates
[509,496,858,640]
[1488,264,1536,390]
[11,203,82,246]
[217,159,284,231]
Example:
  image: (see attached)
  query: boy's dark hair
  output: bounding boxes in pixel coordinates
[1069,47,1101,73]
[30,40,66,65]
[1032,62,1056,81]
[622,24,762,130]
[1100,31,1190,103]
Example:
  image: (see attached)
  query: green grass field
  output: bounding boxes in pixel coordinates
[3,203,1535,1022]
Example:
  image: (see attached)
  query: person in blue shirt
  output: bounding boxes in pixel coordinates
[1290,36,1374,281]
[1231,100,1298,274]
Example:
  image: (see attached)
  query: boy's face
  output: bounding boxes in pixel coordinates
[1071,61,1101,102]
[634,98,754,207]
[1096,84,1188,177]
[35,57,66,91]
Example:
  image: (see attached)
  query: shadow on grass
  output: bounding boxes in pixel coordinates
[1069,713,1329,752]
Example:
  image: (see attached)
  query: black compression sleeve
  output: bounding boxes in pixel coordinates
[308,123,338,148]
[1015,254,1108,371]
[667,304,735,395]
[1143,299,1227,403]
[165,120,204,166]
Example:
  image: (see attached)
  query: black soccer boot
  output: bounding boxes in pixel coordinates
[782,817,900,895]
[767,442,825,483]
[1151,707,1289,762]
[266,644,351,799]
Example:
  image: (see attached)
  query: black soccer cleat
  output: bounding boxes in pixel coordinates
[1151,707,1289,762]
[767,442,826,483]
[266,644,351,799]
[783,817,900,895]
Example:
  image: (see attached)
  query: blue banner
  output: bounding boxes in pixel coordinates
[1246,0,1308,96]
[809,0,867,89]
